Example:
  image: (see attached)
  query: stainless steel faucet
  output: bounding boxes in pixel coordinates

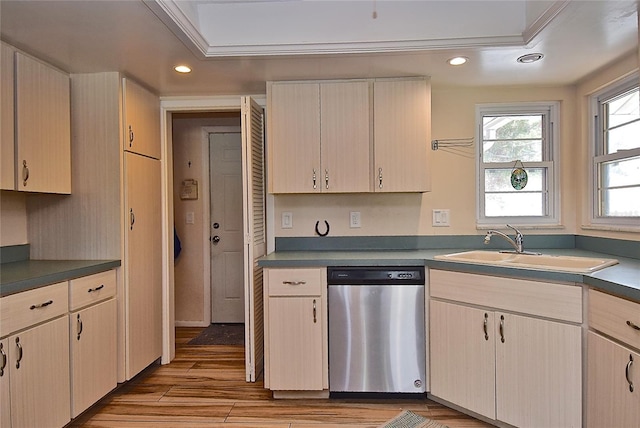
[484,224,525,253]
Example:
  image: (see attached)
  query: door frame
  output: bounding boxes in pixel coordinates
[159,96,268,364]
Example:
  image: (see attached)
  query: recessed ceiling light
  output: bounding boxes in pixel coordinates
[174,65,192,73]
[447,56,468,66]
[516,53,544,64]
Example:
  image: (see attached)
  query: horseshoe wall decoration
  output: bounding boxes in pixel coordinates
[315,220,330,237]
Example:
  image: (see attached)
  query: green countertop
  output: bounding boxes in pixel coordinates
[259,248,640,302]
[0,259,121,297]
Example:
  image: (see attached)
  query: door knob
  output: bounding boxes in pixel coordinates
[212,235,220,244]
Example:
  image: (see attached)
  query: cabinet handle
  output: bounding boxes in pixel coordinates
[15,337,22,369]
[130,208,135,230]
[312,169,317,189]
[325,169,329,189]
[0,342,6,377]
[29,300,53,310]
[378,167,383,189]
[313,299,317,323]
[483,313,489,340]
[77,314,83,341]
[282,281,306,286]
[22,160,29,186]
[88,284,105,293]
[627,320,640,331]
[129,125,134,146]
[626,354,634,393]
[499,315,505,343]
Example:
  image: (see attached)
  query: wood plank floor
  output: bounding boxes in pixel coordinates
[70,327,492,428]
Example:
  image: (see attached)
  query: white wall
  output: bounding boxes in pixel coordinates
[0,191,27,246]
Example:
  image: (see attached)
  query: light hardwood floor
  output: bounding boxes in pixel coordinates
[70,327,492,428]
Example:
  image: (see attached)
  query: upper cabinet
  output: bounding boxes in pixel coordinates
[123,78,161,160]
[267,77,429,194]
[267,81,370,193]
[15,52,71,194]
[1,43,15,190]
[373,78,431,193]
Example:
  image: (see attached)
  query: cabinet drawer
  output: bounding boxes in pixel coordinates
[589,289,640,349]
[0,281,69,337]
[69,270,116,310]
[430,269,582,323]
[267,268,325,296]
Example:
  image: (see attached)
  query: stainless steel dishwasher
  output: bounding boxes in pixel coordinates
[327,266,426,393]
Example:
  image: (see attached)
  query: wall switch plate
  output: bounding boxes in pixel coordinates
[350,211,361,228]
[281,212,293,229]
[186,212,195,224]
[432,209,450,227]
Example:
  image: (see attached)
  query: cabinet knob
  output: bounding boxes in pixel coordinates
[15,337,22,369]
[0,342,6,376]
[129,125,134,146]
[626,354,634,393]
[22,160,29,186]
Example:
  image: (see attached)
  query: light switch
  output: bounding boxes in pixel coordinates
[432,209,450,227]
[282,212,293,229]
[186,212,195,224]
[350,211,361,228]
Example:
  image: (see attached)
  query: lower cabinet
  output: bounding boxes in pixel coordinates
[587,332,640,427]
[587,289,640,427]
[0,269,118,428]
[70,298,117,417]
[264,267,327,392]
[4,317,71,428]
[1,338,12,428]
[429,269,582,428]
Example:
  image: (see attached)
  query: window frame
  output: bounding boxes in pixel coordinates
[476,102,560,227]
[589,73,640,229]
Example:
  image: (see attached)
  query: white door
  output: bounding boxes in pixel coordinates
[209,131,244,323]
[241,96,266,382]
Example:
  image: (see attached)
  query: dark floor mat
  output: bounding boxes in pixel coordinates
[188,323,245,345]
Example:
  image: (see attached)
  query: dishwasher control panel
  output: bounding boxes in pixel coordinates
[327,266,425,285]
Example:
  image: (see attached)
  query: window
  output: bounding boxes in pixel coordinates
[591,75,640,227]
[476,102,559,225]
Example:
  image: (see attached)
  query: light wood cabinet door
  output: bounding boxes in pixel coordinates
[587,331,640,428]
[267,82,321,193]
[320,81,371,192]
[495,312,582,428]
[430,300,496,419]
[124,152,162,379]
[70,298,117,417]
[15,52,71,194]
[8,316,70,428]
[0,338,9,428]
[373,78,430,192]
[267,296,324,390]
[123,78,160,160]
[1,43,15,191]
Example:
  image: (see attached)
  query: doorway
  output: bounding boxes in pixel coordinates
[165,97,266,382]
[209,131,244,323]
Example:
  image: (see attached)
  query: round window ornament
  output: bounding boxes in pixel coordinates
[510,160,528,190]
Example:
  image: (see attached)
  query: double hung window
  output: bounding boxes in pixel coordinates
[591,76,640,226]
[476,102,559,225]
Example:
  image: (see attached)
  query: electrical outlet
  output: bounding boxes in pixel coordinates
[350,211,361,228]
[432,209,450,227]
[281,212,293,229]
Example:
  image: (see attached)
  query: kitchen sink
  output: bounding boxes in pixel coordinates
[435,250,618,273]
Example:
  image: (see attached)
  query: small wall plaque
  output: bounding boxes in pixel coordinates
[180,179,198,200]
